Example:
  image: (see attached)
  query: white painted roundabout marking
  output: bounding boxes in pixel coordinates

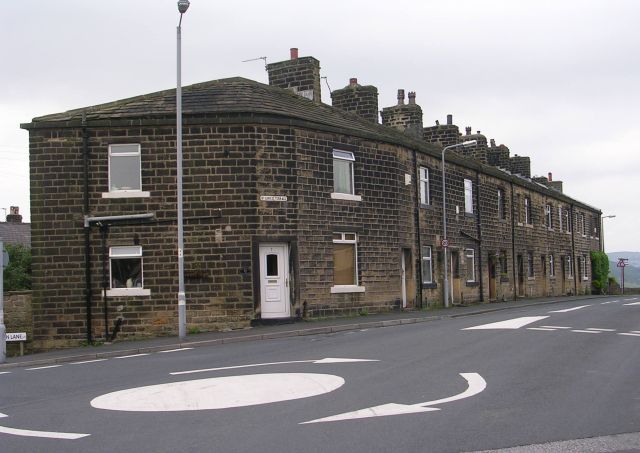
[0,413,89,440]
[91,373,345,412]
[301,372,486,424]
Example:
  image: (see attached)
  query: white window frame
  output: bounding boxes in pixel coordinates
[419,167,430,206]
[107,245,151,297]
[464,179,473,214]
[567,255,574,278]
[580,255,588,281]
[331,150,361,201]
[549,254,555,277]
[545,204,553,229]
[497,188,505,220]
[524,196,532,225]
[421,246,433,284]
[579,213,586,237]
[558,206,563,231]
[564,208,570,233]
[465,248,476,282]
[330,232,365,293]
[103,144,150,199]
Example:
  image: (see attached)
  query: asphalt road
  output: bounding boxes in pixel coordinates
[1,295,639,452]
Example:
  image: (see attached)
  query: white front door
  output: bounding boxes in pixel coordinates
[259,243,290,319]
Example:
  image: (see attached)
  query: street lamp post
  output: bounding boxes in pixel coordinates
[441,140,477,308]
[176,0,190,340]
[600,214,615,253]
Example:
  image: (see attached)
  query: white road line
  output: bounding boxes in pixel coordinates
[0,413,7,418]
[624,298,637,301]
[601,301,612,305]
[157,348,194,354]
[619,333,640,337]
[624,302,640,306]
[70,359,108,365]
[0,425,90,439]
[540,325,572,329]
[301,373,486,424]
[463,316,549,330]
[631,331,640,334]
[548,305,591,313]
[0,372,11,375]
[527,327,557,331]
[171,358,379,376]
[571,330,601,334]
[25,365,62,371]
[114,353,149,359]
[586,328,616,332]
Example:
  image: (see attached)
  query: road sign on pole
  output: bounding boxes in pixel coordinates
[441,239,450,248]
[617,258,628,295]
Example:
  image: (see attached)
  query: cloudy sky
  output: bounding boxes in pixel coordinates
[1,0,638,253]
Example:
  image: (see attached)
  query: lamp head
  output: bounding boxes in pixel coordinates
[462,140,477,147]
[178,0,190,14]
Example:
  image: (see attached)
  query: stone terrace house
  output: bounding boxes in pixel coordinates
[22,49,602,349]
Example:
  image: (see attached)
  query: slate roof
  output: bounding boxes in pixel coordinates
[26,77,433,151]
[0,222,31,247]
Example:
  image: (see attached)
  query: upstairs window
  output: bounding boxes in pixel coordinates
[419,167,430,205]
[107,246,150,296]
[563,208,571,233]
[545,204,553,229]
[524,196,532,225]
[464,179,473,214]
[497,188,506,220]
[332,150,355,196]
[558,207,563,231]
[578,212,586,236]
[105,144,149,198]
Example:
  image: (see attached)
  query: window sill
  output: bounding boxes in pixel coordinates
[422,282,437,289]
[102,191,150,199]
[106,288,151,297]
[330,285,366,294]
[465,281,479,287]
[331,193,362,202]
[527,277,535,281]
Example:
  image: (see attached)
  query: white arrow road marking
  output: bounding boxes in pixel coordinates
[0,414,89,439]
[549,305,591,313]
[171,358,378,376]
[300,372,486,424]
[463,316,548,330]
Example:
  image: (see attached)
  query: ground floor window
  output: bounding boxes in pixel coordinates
[549,254,555,277]
[579,255,588,281]
[331,232,365,293]
[421,246,433,284]
[107,246,150,296]
[567,255,574,278]
[499,250,508,274]
[527,251,534,278]
[465,248,476,282]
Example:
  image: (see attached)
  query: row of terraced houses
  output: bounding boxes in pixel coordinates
[21,48,602,350]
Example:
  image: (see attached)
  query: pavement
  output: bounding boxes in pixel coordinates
[0,294,608,370]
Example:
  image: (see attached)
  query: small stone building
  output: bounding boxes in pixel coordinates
[21,49,602,350]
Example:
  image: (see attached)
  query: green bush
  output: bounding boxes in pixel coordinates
[590,251,609,295]
[3,244,32,291]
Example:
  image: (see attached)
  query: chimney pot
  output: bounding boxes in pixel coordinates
[548,172,553,181]
[349,78,358,87]
[447,114,453,125]
[490,139,496,147]
[290,47,298,59]
[397,89,405,105]
[465,126,472,135]
[477,131,481,134]
[408,91,416,105]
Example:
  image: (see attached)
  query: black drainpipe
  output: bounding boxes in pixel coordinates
[100,224,110,340]
[82,113,93,343]
[475,171,484,302]
[510,181,517,300]
[412,149,424,308]
[570,204,578,295]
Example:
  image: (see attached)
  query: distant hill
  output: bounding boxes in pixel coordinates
[608,251,640,288]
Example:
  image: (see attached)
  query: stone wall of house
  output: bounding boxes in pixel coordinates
[266,49,321,103]
[3,291,33,355]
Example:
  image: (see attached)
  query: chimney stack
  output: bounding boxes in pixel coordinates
[397,89,405,105]
[6,206,22,223]
[331,77,379,123]
[408,91,416,105]
[548,172,553,181]
[447,114,453,125]
[381,88,423,139]
[266,48,321,103]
